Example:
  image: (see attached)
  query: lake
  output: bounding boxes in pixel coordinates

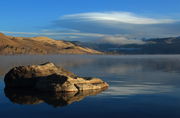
[0,55,180,118]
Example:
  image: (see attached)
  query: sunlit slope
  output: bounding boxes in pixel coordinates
[0,33,102,55]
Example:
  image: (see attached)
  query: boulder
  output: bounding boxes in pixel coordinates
[4,62,109,92]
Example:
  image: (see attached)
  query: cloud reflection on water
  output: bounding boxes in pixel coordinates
[102,84,174,96]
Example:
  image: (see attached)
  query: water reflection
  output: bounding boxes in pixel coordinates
[0,55,95,76]
[1,55,180,97]
[103,84,174,96]
[4,88,107,107]
[1,55,180,118]
[1,55,180,76]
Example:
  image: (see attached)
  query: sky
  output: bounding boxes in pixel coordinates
[1,0,180,44]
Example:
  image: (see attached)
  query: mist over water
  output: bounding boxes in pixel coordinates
[1,55,180,118]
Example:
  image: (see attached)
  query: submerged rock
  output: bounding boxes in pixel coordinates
[4,62,108,92]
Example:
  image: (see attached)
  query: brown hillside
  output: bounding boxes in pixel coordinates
[0,33,102,55]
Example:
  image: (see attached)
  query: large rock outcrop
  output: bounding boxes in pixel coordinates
[4,62,108,92]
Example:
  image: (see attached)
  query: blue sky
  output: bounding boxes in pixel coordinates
[1,0,180,44]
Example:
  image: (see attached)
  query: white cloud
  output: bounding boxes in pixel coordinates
[54,11,180,39]
[2,11,180,44]
[0,31,105,38]
[1,30,146,44]
[61,12,176,24]
[101,36,146,45]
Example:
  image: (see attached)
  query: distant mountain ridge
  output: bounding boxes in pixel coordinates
[0,33,102,55]
[72,36,180,54]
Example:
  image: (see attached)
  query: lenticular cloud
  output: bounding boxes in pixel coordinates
[61,12,176,24]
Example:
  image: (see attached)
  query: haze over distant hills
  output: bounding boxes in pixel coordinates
[0,33,102,55]
[1,32,180,55]
[73,36,180,54]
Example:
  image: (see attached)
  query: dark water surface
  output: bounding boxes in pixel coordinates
[1,55,180,118]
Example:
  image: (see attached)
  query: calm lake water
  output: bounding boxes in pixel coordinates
[1,55,180,118]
